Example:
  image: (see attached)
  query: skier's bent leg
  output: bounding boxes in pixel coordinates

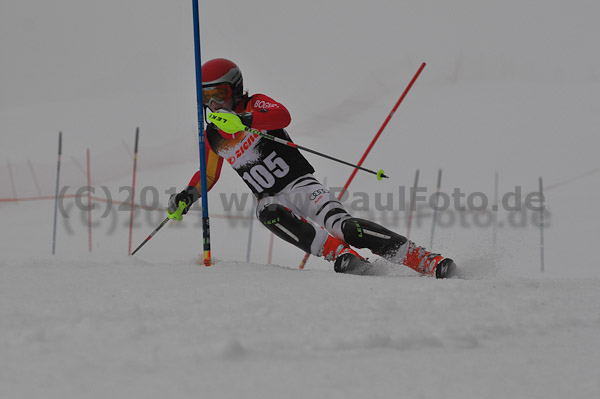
[257,203,328,255]
[341,218,409,260]
[256,203,371,275]
[340,218,455,277]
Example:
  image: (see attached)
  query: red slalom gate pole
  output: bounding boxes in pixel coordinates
[338,62,426,199]
[299,62,427,269]
[128,128,140,255]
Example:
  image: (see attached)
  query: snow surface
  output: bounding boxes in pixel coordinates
[2,258,599,399]
[1,1,600,398]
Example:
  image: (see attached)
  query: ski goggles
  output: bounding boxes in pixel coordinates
[202,84,232,105]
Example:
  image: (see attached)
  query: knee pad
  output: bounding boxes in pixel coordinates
[341,218,407,257]
[257,204,316,254]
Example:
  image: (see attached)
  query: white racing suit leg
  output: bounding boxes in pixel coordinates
[256,174,409,261]
[256,174,351,256]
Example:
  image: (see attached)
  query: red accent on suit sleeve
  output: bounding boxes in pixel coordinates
[187,130,223,195]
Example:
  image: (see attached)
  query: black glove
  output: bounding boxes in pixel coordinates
[238,112,253,127]
[167,186,199,219]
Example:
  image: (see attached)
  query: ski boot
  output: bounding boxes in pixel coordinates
[322,236,371,275]
[402,242,456,279]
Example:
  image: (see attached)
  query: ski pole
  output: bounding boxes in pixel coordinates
[207,113,388,181]
[131,201,187,256]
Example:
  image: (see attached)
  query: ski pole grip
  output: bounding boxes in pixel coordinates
[207,112,245,137]
[168,200,188,221]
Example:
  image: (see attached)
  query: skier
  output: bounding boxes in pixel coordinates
[168,58,456,278]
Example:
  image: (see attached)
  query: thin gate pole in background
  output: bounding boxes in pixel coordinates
[27,159,42,197]
[128,128,140,255]
[52,132,62,255]
[429,168,442,249]
[406,169,420,240]
[87,149,92,252]
[539,177,545,273]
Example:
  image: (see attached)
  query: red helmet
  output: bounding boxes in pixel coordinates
[201,58,244,103]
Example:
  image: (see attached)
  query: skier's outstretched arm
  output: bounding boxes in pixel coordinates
[167,137,223,219]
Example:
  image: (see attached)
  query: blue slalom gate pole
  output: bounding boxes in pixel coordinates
[192,0,211,266]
